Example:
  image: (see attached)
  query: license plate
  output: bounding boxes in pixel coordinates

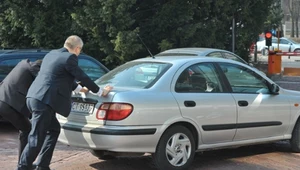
[71,102,95,114]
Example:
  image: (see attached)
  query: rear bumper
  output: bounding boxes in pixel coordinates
[62,123,156,135]
[58,123,162,153]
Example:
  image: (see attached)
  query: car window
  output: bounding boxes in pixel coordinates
[0,58,38,79]
[222,52,246,64]
[175,63,223,93]
[287,38,299,44]
[95,62,171,89]
[78,58,107,81]
[280,39,289,44]
[218,63,270,94]
[272,39,278,43]
[206,52,223,58]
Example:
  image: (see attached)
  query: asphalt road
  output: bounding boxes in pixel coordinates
[1,122,300,170]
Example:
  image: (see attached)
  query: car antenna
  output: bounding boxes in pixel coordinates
[136,33,155,59]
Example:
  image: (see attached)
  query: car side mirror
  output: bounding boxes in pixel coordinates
[270,83,279,95]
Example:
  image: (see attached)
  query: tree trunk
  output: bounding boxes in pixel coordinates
[296,18,299,37]
[292,18,295,37]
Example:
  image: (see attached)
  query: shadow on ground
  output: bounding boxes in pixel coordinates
[89,141,294,170]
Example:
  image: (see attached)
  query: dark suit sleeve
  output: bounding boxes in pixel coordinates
[65,54,100,93]
[72,81,79,90]
[28,63,40,78]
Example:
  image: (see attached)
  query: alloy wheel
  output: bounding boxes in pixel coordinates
[165,133,192,167]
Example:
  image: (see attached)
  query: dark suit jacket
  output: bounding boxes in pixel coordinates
[0,59,41,117]
[27,48,99,117]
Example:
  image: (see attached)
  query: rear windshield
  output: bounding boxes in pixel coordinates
[95,61,171,88]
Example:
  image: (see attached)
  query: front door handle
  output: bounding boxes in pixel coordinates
[238,100,248,107]
[184,101,196,107]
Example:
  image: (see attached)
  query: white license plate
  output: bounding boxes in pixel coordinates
[71,102,95,114]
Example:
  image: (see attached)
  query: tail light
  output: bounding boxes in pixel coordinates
[96,102,133,121]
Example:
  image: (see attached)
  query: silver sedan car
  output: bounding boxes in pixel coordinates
[257,37,300,55]
[57,56,300,170]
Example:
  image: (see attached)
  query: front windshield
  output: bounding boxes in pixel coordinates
[95,61,172,89]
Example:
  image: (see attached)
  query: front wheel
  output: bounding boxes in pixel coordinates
[153,125,195,170]
[291,120,300,152]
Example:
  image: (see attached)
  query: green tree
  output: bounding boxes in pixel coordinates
[0,0,81,48]
[71,0,141,68]
[0,0,282,67]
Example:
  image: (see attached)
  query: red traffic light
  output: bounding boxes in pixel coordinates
[265,32,272,39]
[265,31,272,46]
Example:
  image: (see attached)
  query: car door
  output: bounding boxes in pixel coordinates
[172,62,238,144]
[279,39,291,52]
[217,62,290,140]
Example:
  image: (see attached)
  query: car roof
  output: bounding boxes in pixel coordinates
[156,47,234,56]
[133,55,241,65]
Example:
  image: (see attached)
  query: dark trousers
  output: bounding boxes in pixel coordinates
[17,98,60,170]
[0,100,31,161]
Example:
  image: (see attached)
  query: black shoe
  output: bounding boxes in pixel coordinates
[32,164,37,170]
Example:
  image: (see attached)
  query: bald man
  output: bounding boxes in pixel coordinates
[17,35,112,170]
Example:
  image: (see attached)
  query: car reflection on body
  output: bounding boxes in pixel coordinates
[57,55,300,170]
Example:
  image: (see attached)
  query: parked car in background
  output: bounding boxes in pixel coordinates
[0,49,109,82]
[256,37,300,55]
[155,47,250,65]
[57,55,300,170]
[0,49,109,121]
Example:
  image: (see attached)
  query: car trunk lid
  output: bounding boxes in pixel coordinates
[57,91,116,125]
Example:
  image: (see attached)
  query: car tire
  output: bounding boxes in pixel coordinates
[291,119,300,152]
[89,150,116,160]
[153,125,195,170]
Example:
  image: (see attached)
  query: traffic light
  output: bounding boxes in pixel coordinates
[265,31,272,46]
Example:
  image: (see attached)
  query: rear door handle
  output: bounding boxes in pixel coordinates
[184,101,196,107]
[238,100,248,107]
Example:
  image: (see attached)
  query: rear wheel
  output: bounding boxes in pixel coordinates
[153,125,195,170]
[291,120,300,152]
[89,150,116,160]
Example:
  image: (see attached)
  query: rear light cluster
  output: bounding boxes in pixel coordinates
[96,102,133,121]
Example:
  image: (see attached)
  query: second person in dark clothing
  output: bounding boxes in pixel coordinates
[0,59,42,161]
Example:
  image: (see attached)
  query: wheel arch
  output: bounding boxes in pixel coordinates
[160,121,200,150]
[293,48,300,52]
[292,116,300,133]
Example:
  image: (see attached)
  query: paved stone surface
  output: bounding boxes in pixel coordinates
[1,123,300,170]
